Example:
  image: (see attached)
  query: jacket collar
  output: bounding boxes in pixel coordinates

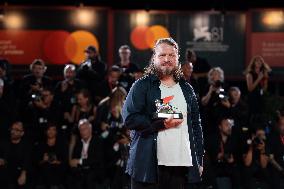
[148,74,186,84]
[148,74,160,84]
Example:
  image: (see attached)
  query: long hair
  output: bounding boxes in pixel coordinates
[144,38,184,81]
[244,55,272,75]
[109,86,127,109]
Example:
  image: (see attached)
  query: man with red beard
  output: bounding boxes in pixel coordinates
[122,38,204,189]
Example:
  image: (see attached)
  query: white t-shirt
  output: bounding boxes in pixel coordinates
[157,83,193,166]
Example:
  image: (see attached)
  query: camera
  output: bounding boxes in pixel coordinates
[214,80,223,88]
[223,153,232,161]
[218,92,229,100]
[212,80,229,100]
[253,136,265,146]
[70,96,77,105]
[31,92,42,102]
[47,152,57,163]
[217,88,229,101]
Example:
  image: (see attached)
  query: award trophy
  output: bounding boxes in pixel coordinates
[153,95,183,119]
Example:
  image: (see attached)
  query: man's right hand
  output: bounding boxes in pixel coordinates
[209,84,217,93]
[17,171,26,186]
[43,153,49,162]
[0,158,5,166]
[30,83,42,92]
[61,81,69,92]
[164,116,183,129]
[70,159,80,168]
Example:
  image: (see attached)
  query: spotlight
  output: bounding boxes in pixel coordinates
[4,12,25,29]
[262,11,284,28]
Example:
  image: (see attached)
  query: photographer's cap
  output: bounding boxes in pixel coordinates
[84,45,97,53]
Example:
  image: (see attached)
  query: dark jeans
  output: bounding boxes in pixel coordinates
[131,166,187,189]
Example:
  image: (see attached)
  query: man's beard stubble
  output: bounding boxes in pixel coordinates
[155,64,178,79]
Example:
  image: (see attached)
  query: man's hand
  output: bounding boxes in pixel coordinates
[209,84,218,93]
[199,166,203,176]
[227,154,235,164]
[43,153,49,162]
[0,158,5,166]
[50,160,61,165]
[164,116,183,129]
[192,73,198,80]
[61,80,69,92]
[101,122,110,131]
[70,159,80,168]
[257,141,266,154]
[221,99,231,108]
[33,98,45,109]
[64,112,71,120]
[30,83,42,92]
[217,152,224,161]
[17,171,26,186]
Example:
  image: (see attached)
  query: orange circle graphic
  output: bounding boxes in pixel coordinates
[65,30,99,64]
[146,25,170,49]
[130,25,170,50]
[130,26,149,50]
[43,31,70,65]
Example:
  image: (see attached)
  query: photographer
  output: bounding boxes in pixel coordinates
[55,64,85,115]
[36,123,68,188]
[55,64,85,138]
[97,65,123,101]
[181,61,200,101]
[64,89,96,126]
[19,59,52,112]
[201,67,230,134]
[77,45,107,99]
[186,49,211,96]
[226,87,249,130]
[115,45,138,92]
[242,127,270,189]
[267,116,284,189]
[23,87,61,143]
[206,117,241,189]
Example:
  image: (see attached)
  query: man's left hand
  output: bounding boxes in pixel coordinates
[70,159,80,167]
[17,171,26,186]
[164,116,183,129]
[198,166,203,176]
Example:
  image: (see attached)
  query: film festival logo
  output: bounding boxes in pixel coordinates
[187,15,229,52]
[193,25,212,42]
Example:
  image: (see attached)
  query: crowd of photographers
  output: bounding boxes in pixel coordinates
[0,46,283,189]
